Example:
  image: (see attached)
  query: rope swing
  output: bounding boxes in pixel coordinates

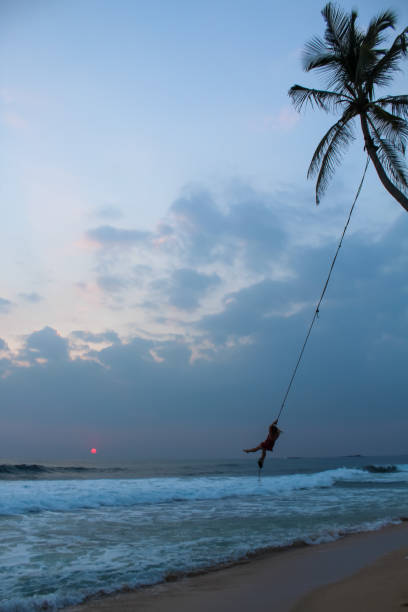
[275,156,370,424]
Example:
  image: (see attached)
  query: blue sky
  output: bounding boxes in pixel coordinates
[1,0,408,459]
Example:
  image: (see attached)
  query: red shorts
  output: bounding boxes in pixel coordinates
[260,439,275,451]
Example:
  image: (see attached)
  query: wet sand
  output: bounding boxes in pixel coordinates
[66,522,408,611]
[293,545,408,611]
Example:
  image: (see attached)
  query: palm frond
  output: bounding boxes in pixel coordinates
[308,111,355,177]
[369,105,408,153]
[375,95,408,119]
[344,12,367,86]
[364,10,396,49]
[302,34,350,92]
[304,5,368,97]
[376,140,408,191]
[366,27,408,91]
[321,3,350,52]
[288,85,347,112]
[367,116,408,190]
[355,45,378,92]
[308,114,355,204]
[356,12,395,86]
[303,35,332,70]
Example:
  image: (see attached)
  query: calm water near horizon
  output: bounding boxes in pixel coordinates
[1,455,407,610]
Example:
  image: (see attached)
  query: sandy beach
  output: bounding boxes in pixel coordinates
[293,545,408,611]
[66,521,408,611]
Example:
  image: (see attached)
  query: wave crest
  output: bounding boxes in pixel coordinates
[364,465,399,474]
[2,465,407,516]
[0,463,125,479]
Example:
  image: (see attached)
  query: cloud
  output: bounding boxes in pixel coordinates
[0,88,15,104]
[275,106,300,130]
[154,268,221,311]
[21,327,70,363]
[19,292,43,303]
[2,110,27,129]
[195,219,408,361]
[96,275,129,293]
[197,278,295,344]
[133,264,152,277]
[71,330,120,344]
[1,217,408,458]
[94,205,124,220]
[164,186,287,270]
[82,178,402,349]
[0,338,9,351]
[83,186,294,331]
[1,244,407,459]
[0,298,13,314]
[251,106,300,132]
[86,225,151,248]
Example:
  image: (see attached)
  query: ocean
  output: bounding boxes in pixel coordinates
[1,455,407,611]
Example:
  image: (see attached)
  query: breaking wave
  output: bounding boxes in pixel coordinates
[364,464,399,473]
[2,465,408,516]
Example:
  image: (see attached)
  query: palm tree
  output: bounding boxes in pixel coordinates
[289,3,408,212]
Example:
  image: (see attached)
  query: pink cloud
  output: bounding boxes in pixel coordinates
[251,106,300,132]
[2,111,27,129]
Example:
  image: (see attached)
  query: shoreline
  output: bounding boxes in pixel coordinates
[66,520,408,611]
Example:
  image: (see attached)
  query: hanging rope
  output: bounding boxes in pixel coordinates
[276,156,370,423]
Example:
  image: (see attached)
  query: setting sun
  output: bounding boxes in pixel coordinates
[90,448,97,454]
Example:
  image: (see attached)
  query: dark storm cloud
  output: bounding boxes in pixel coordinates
[87,225,151,247]
[19,292,43,303]
[154,268,221,310]
[0,297,13,313]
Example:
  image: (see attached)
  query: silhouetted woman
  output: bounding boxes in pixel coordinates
[244,419,282,468]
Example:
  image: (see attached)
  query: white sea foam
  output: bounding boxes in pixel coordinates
[1,459,408,611]
[1,466,407,516]
[0,516,403,612]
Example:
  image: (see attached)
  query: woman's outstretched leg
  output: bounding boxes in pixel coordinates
[243,445,262,453]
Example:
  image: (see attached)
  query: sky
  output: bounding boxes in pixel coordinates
[1,0,408,460]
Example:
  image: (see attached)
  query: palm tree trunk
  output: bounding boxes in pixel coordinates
[360,114,408,213]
